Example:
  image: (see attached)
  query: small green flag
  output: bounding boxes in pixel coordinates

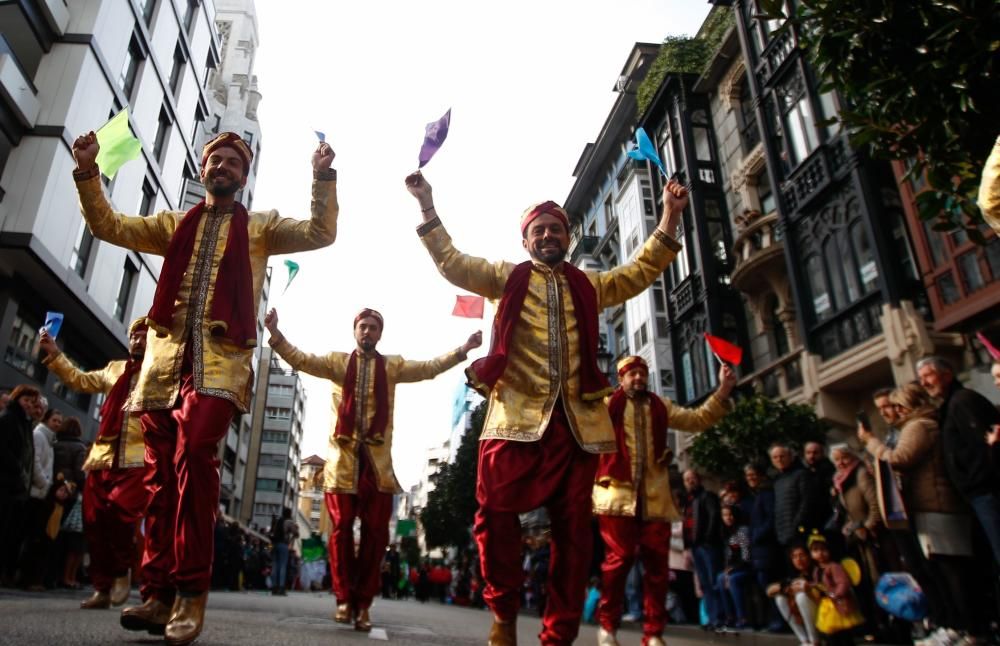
[283,259,300,294]
[95,109,142,179]
[301,536,326,563]
[395,518,416,538]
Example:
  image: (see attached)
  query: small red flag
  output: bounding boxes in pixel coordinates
[704,333,743,365]
[452,295,485,319]
[977,331,1000,361]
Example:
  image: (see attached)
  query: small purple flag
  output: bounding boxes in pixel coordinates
[418,108,451,168]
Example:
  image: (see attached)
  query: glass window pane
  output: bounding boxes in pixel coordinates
[806,255,832,321]
[957,252,985,293]
[936,272,960,305]
[824,239,846,311]
[985,238,1000,279]
[851,222,878,294]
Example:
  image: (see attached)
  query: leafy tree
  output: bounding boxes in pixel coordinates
[761,0,1000,238]
[687,392,827,480]
[420,401,485,550]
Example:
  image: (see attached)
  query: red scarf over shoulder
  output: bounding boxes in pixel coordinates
[334,351,389,445]
[146,201,256,348]
[596,389,670,484]
[98,358,142,441]
[466,261,612,401]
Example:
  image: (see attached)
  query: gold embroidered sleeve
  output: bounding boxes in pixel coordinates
[663,392,729,432]
[268,335,348,381]
[390,349,467,384]
[418,219,512,299]
[76,174,174,255]
[262,178,339,254]
[980,135,1000,235]
[594,231,680,308]
[42,354,123,394]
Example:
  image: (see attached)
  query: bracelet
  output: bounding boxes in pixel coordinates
[421,205,435,213]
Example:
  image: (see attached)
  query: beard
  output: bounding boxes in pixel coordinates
[530,241,567,265]
[359,339,376,352]
[203,173,241,197]
[625,383,648,398]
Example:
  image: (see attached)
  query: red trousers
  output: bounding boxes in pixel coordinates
[82,467,148,593]
[325,449,393,610]
[474,402,598,646]
[139,370,234,601]
[597,514,672,641]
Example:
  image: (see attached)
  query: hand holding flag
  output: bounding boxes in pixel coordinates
[94,110,143,179]
[418,108,451,168]
[626,127,667,177]
[704,333,743,366]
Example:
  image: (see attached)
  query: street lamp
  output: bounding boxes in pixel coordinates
[596,337,614,384]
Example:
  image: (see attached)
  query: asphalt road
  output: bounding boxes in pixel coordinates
[0,587,795,645]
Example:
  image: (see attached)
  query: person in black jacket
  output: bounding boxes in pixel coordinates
[769,443,813,550]
[743,463,784,631]
[918,357,1000,566]
[682,469,722,629]
[0,385,42,586]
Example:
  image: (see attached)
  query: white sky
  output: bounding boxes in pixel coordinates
[251,0,710,489]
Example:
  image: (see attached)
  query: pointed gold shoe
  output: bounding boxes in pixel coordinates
[334,602,353,624]
[164,592,208,645]
[80,590,111,609]
[120,597,171,634]
[488,619,517,646]
[109,573,130,606]
[354,607,372,632]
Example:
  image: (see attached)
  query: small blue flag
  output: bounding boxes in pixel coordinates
[314,130,326,143]
[626,127,667,177]
[43,312,64,339]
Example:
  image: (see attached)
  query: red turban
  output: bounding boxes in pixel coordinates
[617,355,649,377]
[520,200,569,236]
[201,132,253,175]
[354,308,384,331]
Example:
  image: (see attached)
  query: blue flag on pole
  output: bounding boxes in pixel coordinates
[626,127,667,177]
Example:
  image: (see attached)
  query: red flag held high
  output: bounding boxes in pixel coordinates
[704,333,743,365]
[977,331,1000,361]
[452,295,484,319]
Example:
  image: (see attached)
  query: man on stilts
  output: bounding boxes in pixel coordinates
[594,355,734,646]
[264,307,481,631]
[71,130,339,644]
[405,169,689,646]
[39,319,151,610]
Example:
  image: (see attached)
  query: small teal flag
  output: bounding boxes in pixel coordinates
[282,259,300,294]
[626,127,667,177]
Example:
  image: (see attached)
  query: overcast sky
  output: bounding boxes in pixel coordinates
[250,0,711,489]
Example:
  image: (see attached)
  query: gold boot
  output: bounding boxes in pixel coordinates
[333,602,353,624]
[354,607,372,632]
[80,590,111,609]
[109,573,130,606]
[488,619,517,646]
[164,591,208,645]
[120,597,171,634]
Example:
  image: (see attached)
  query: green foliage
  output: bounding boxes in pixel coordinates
[637,37,713,116]
[760,0,1000,238]
[687,392,827,481]
[420,401,485,550]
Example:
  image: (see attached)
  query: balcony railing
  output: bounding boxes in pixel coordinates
[731,211,785,292]
[755,26,796,89]
[810,293,884,360]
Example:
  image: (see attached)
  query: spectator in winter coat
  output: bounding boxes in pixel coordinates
[682,470,722,628]
[802,441,835,536]
[22,403,61,589]
[769,443,814,549]
[716,505,751,630]
[917,356,1000,566]
[743,463,783,631]
[0,385,41,585]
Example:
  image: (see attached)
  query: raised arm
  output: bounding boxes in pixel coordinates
[263,142,339,254]
[595,179,688,307]
[864,421,934,469]
[393,331,482,383]
[264,308,347,381]
[662,364,735,431]
[71,132,174,255]
[406,171,511,298]
[980,134,1000,235]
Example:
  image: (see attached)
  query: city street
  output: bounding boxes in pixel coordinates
[0,587,793,646]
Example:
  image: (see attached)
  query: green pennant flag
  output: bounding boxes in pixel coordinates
[95,109,142,179]
[283,259,300,294]
[301,535,326,563]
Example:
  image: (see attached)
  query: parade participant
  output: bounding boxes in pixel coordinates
[264,307,481,632]
[38,320,149,610]
[71,130,339,645]
[404,169,688,646]
[593,355,734,646]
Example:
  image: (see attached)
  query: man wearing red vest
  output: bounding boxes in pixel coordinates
[593,355,734,646]
[71,130,339,645]
[405,170,689,646]
[39,319,150,610]
[264,307,480,631]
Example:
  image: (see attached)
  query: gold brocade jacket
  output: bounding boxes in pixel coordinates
[42,353,145,471]
[269,336,466,494]
[418,217,681,453]
[76,171,339,413]
[592,392,729,522]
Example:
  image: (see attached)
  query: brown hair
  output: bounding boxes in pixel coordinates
[889,382,933,413]
[58,416,82,438]
[7,384,40,409]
